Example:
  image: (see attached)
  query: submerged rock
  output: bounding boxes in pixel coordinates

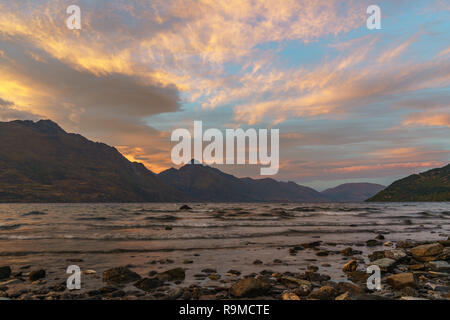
[0,266,11,280]
[366,239,382,247]
[315,250,329,257]
[156,268,185,282]
[29,270,46,281]
[340,247,361,256]
[179,205,192,211]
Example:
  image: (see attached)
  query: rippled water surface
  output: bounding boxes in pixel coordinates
[0,202,449,288]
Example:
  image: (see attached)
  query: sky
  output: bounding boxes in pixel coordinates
[0,0,449,190]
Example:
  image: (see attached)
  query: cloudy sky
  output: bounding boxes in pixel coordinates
[0,0,449,190]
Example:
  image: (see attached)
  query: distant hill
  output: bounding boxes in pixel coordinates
[321,183,385,202]
[158,162,329,202]
[0,120,184,202]
[367,164,450,202]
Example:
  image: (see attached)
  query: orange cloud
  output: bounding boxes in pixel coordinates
[403,113,450,128]
[327,161,444,174]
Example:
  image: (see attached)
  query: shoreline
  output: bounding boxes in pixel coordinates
[1,236,449,300]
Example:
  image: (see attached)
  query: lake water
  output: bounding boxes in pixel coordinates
[0,202,449,291]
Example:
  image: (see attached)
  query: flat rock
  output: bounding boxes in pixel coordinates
[371,258,396,272]
[384,249,407,261]
[229,278,271,298]
[427,261,450,272]
[386,273,416,289]
[410,243,444,261]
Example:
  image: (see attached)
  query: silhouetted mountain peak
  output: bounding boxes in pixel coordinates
[0,119,183,202]
[9,119,66,135]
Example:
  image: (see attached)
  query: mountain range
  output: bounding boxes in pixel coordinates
[158,163,329,202]
[2,119,444,203]
[367,164,450,202]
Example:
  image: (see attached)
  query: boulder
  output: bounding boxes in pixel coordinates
[342,260,358,272]
[410,243,444,261]
[229,278,271,298]
[0,266,11,280]
[386,273,416,289]
[103,267,141,284]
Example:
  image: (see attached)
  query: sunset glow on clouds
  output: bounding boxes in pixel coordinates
[0,0,449,189]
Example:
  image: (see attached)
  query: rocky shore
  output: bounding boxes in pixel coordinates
[1,236,449,300]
